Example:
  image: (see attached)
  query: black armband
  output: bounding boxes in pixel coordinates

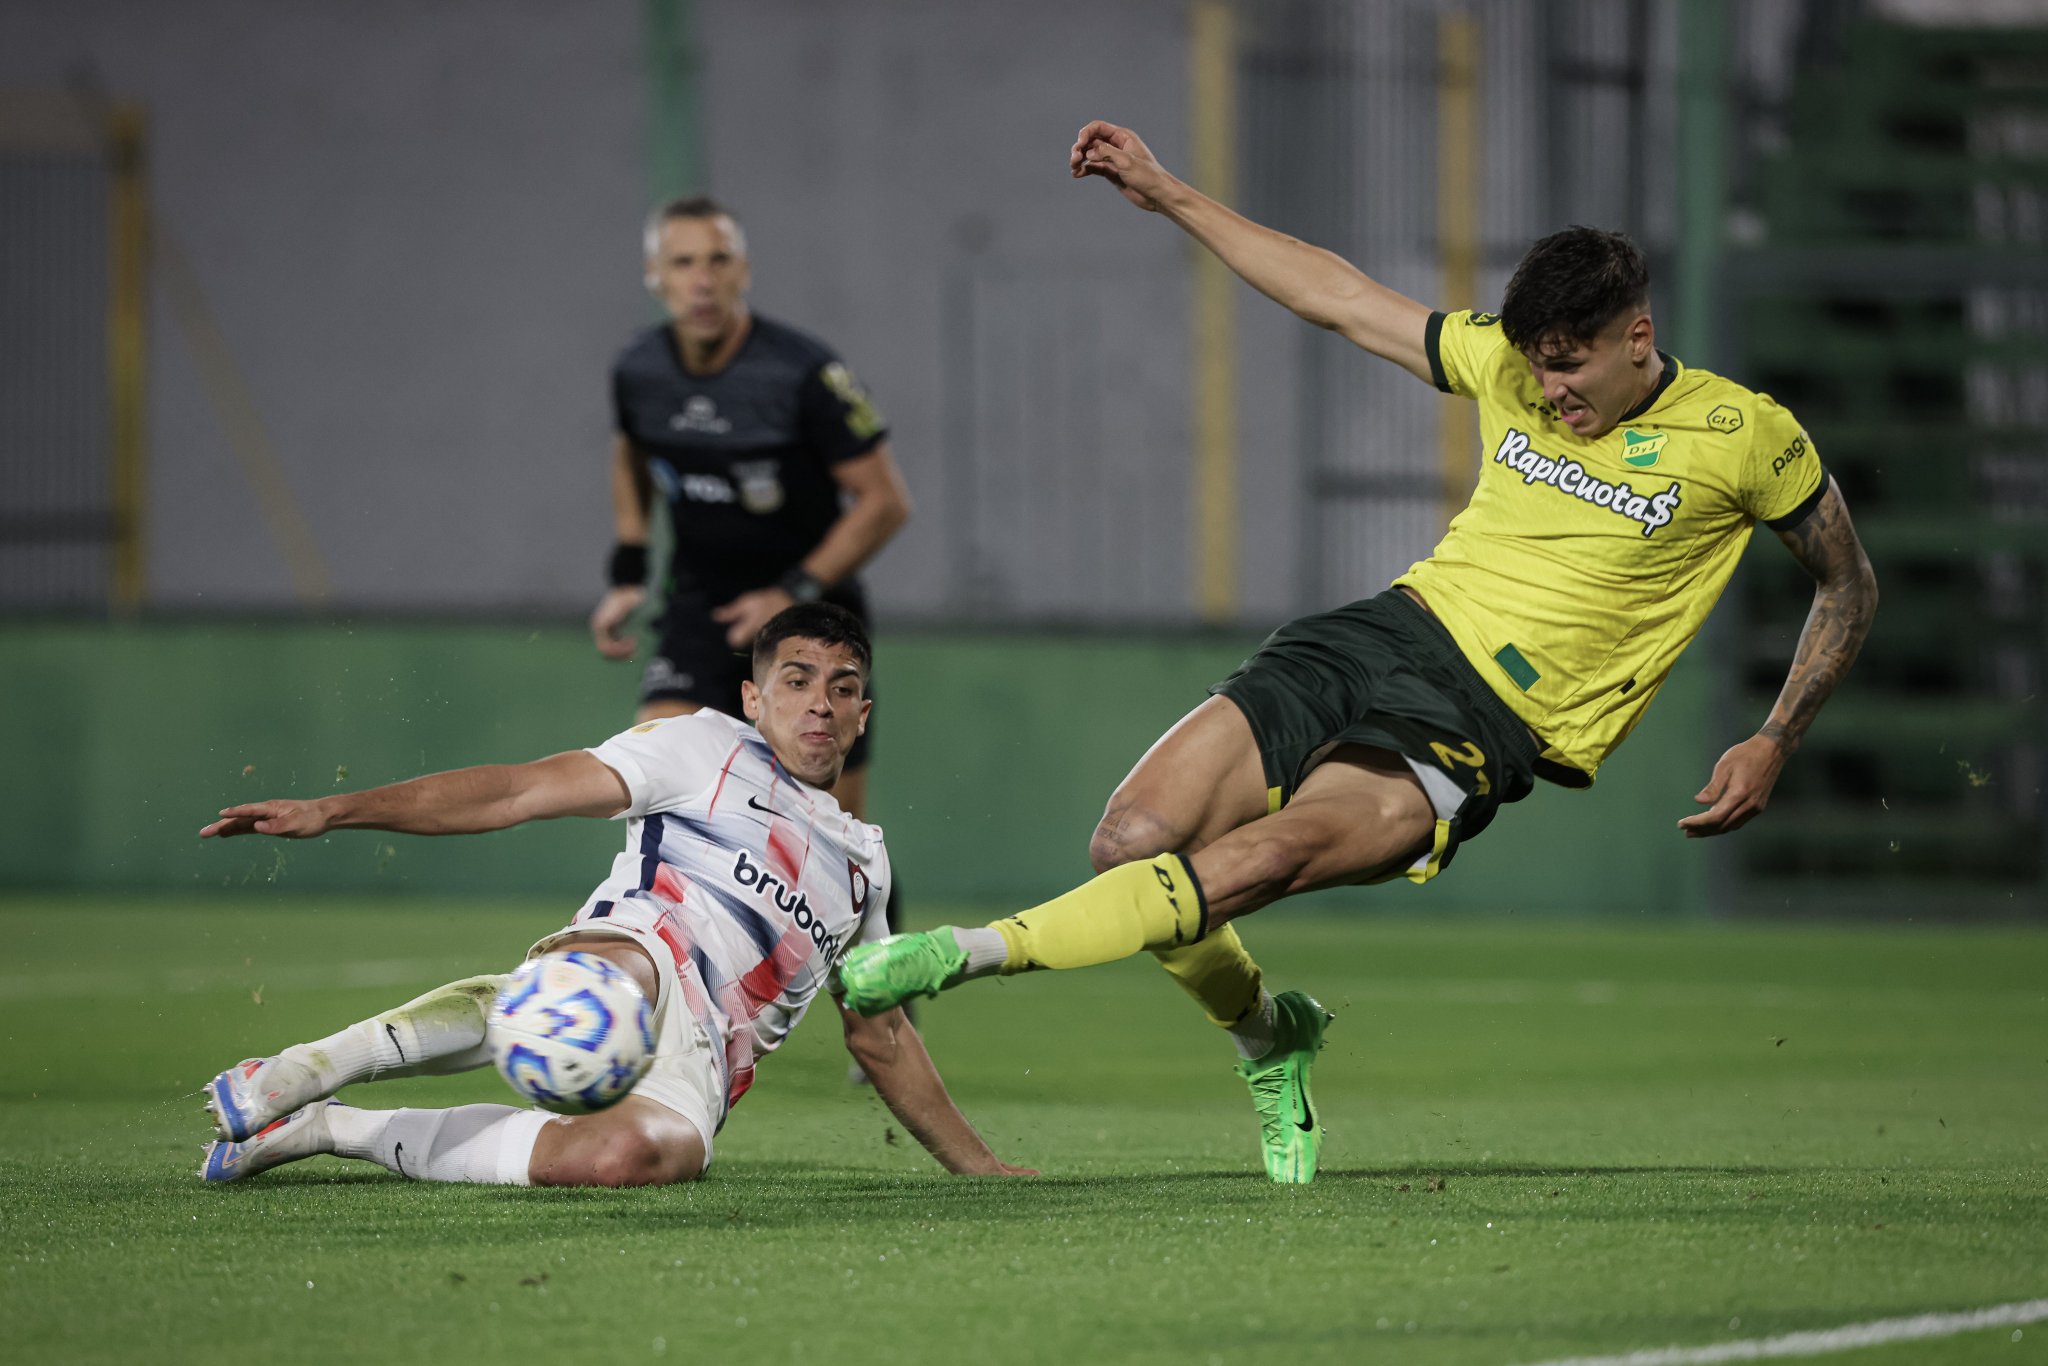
[608,543,649,587]
[778,567,827,603]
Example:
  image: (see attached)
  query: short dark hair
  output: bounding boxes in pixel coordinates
[751,602,871,689]
[642,195,746,256]
[1498,226,1650,353]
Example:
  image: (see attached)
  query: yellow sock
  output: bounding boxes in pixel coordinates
[1153,925,1264,1027]
[991,854,1206,973]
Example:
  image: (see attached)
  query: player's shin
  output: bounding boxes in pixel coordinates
[1152,926,1278,1058]
[327,1103,550,1185]
[209,974,512,1140]
[293,974,506,1087]
[989,854,1207,972]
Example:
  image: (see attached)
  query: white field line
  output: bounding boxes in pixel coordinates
[0,957,475,1002]
[1513,1297,2048,1366]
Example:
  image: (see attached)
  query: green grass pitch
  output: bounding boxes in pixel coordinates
[2,896,2044,1365]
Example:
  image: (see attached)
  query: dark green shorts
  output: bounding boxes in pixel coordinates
[1209,590,1538,880]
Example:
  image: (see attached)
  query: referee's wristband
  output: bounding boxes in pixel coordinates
[607,543,648,588]
[778,568,827,603]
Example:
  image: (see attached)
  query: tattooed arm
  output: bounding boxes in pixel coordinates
[1679,478,1878,838]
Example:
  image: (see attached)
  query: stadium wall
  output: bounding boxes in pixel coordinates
[0,621,1714,915]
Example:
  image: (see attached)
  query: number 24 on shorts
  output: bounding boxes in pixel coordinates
[1430,740,1491,796]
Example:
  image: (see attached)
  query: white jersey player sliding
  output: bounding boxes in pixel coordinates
[197,604,1032,1187]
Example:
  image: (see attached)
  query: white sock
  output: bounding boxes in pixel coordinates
[1229,990,1279,1060]
[948,926,1010,979]
[327,1104,548,1185]
[279,974,506,1099]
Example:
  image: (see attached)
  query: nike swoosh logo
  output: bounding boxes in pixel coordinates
[746,795,774,816]
[393,1140,409,1179]
[384,1021,407,1064]
[1295,1078,1315,1133]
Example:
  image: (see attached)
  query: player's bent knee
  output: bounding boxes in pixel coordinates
[587,1129,684,1187]
[533,1106,707,1187]
[1089,802,1185,873]
[574,1127,701,1187]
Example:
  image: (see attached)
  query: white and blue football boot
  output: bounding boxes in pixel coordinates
[204,1054,322,1142]
[200,1100,340,1183]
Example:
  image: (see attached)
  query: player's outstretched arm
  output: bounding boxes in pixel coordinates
[1680,479,1878,838]
[201,751,631,841]
[838,1002,1035,1176]
[1070,119,1434,382]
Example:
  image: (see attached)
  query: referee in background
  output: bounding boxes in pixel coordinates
[592,198,914,1028]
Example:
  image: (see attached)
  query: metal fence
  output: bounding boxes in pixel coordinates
[0,94,128,610]
[934,253,1193,621]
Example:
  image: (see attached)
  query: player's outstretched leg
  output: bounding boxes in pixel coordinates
[1089,696,1339,1181]
[844,743,1430,1184]
[200,1096,703,1188]
[204,974,508,1140]
[836,851,1207,1015]
[839,754,1427,1016]
[202,1100,553,1185]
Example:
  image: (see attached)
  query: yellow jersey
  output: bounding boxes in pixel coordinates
[1394,309,1827,783]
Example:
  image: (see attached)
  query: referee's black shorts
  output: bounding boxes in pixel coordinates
[1209,589,1538,880]
[639,585,875,770]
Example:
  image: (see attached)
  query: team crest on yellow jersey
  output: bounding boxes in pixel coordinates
[1621,429,1667,467]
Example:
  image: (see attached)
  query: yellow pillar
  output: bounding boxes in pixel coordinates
[1190,0,1238,622]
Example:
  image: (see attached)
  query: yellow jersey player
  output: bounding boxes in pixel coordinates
[839,120,1878,1185]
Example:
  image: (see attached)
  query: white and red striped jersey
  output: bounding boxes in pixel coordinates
[569,710,890,1118]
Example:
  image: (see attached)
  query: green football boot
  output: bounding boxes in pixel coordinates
[837,930,969,1016]
[1235,990,1333,1184]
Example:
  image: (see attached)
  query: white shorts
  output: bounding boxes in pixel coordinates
[527,909,726,1175]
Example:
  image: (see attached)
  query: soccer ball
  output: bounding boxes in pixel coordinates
[489,951,656,1114]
